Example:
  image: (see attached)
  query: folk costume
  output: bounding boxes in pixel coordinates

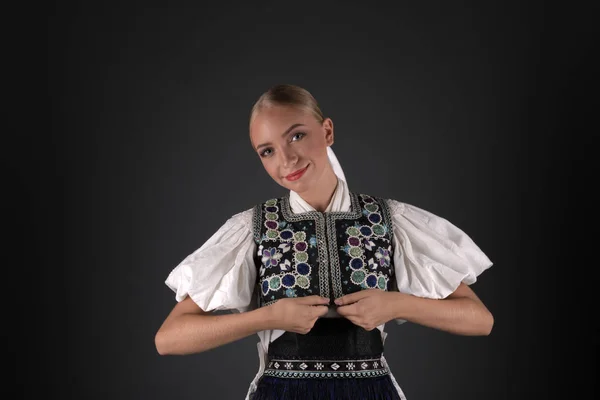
[165,147,493,399]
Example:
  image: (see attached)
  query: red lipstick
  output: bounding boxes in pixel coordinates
[285,165,309,181]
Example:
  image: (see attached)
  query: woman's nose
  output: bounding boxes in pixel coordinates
[279,148,298,167]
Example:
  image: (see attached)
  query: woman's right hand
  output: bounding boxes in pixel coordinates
[267,295,330,334]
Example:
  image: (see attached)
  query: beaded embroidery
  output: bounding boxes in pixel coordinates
[253,193,395,306]
[255,200,317,302]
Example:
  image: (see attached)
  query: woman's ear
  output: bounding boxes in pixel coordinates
[323,118,334,146]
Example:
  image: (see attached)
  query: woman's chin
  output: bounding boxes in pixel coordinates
[280,179,309,193]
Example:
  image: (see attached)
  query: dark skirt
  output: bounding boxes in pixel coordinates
[251,375,401,400]
[250,318,402,400]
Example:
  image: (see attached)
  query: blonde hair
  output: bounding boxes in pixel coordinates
[249,84,325,127]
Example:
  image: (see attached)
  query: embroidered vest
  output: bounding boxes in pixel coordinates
[252,192,395,307]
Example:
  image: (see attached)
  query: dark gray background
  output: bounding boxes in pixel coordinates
[12,1,595,399]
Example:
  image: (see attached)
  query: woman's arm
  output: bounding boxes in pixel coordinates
[155,297,271,355]
[391,283,494,336]
[335,283,493,336]
[155,295,330,355]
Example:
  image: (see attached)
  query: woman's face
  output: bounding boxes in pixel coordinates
[249,105,334,194]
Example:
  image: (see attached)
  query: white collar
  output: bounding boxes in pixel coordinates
[288,177,351,214]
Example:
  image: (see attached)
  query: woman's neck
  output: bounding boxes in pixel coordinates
[297,167,339,212]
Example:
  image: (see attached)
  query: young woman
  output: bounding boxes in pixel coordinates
[155,84,494,399]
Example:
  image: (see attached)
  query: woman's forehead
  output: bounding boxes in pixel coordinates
[250,106,315,139]
[253,105,312,125]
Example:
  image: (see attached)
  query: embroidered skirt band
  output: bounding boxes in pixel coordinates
[263,356,389,379]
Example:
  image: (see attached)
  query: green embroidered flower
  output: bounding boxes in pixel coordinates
[346,226,360,237]
[294,231,306,242]
[372,224,385,236]
[351,270,366,284]
[365,203,379,213]
[269,276,281,290]
[295,252,309,263]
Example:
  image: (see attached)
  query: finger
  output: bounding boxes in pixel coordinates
[334,289,375,306]
[312,305,329,317]
[298,295,330,305]
[336,303,357,317]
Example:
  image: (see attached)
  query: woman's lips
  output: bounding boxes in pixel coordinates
[285,165,309,181]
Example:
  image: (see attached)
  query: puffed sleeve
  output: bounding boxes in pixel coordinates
[164,208,257,314]
[386,199,493,301]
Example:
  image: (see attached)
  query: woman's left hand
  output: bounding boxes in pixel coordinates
[335,289,403,331]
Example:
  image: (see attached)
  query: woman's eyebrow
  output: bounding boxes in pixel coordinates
[255,123,306,150]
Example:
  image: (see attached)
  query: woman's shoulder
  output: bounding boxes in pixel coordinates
[221,207,255,230]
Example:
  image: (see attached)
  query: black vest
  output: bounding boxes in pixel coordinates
[252,192,396,308]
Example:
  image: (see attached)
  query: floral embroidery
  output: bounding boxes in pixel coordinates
[255,193,394,306]
[362,237,376,250]
[336,194,394,294]
[279,259,292,272]
[262,247,282,267]
[256,198,316,303]
[374,247,391,267]
[294,231,306,242]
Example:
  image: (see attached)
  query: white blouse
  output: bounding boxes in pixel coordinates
[164,178,493,399]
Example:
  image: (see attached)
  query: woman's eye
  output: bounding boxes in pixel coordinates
[291,132,306,142]
[260,148,272,157]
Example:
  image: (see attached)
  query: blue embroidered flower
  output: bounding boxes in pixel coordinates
[375,247,390,267]
[309,235,317,248]
[262,247,283,267]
